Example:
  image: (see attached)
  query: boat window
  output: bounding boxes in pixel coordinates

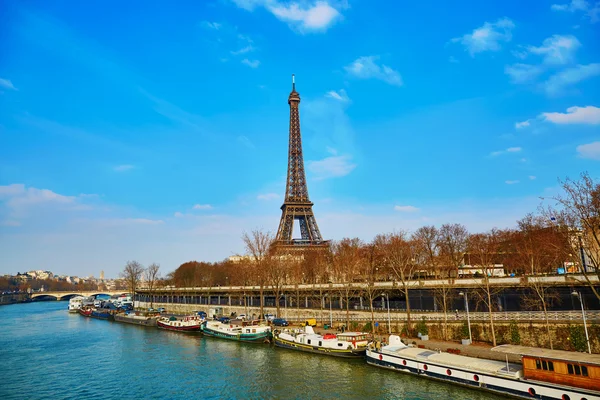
[548,361,554,371]
[536,360,541,369]
[581,366,588,377]
[307,340,311,345]
[574,365,581,375]
[319,341,322,346]
[567,364,574,375]
[542,360,548,370]
[338,343,343,347]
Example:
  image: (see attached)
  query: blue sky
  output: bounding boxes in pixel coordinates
[1,0,599,278]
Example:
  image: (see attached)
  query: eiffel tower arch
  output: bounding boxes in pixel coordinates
[274,75,329,251]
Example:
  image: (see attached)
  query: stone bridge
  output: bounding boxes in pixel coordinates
[31,291,129,301]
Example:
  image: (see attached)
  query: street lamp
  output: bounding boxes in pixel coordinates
[572,290,591,354]
[329,294,333,327]
[459,291,472,345]
[283,294,287,319]
[382,293,391,334]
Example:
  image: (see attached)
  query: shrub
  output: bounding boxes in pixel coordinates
[510,320,521,345]
[417,317,428,336]
[461,322,470,339]
[568,324,588,352]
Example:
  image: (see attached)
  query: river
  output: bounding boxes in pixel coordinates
[0,301,506,399]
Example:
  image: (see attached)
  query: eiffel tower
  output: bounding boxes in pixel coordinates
[275,75,328,250]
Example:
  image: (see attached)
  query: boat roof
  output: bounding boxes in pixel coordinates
[492,345,600,366]
[338,332,367,337]
[383,347,521,377]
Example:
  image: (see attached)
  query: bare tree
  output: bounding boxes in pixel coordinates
[331,238,365,327]
[466,230,504,346]
[145,263,160,308]
[378,232,418,334]
[543,172,600,302]
[242,229,274,319]
[436,223,469,340]
[121,260,145,309]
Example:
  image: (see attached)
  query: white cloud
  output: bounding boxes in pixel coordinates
[193,204,213,210]
[515,120,531,129]
[490,147,522,156]
[241,59,260,68]
[542,63,600,95]
[541,105,600,124]
[526,35,581,65]
[113,164,135,172]
[529,175,537,180]
[308,155,356,180]
[576,141,600,159]
[344,56,403,86]
[505,180,520,184]
[257,193,279,201]
[231,45,255,55]
[325,89,350,102]
[0,184,76,207]
[504,63,544,84]
[448,56,459,63]
[201,21,222,30]
[174,211,184,218]
[451,18,515,56]
[233,0,343,32]
[393,205,419,212]
[0,78,17,91]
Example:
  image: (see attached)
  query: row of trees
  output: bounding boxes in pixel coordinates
[120,261,161,308]
[134,172,599,348]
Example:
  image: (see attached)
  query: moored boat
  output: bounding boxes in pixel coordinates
[366,335,600,400]
[78,306,93,317]
[273,326,369,358]
[201,319,272,343]
[157,315,203,332]
[68,296,84,313]
[90,302,117,321]
[114,312,159,327]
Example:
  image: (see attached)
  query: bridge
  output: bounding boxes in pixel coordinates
[31,291,129,301]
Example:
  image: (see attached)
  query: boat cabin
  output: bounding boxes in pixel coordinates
[492,345,600,391]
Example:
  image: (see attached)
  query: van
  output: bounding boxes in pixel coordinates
[304,318,317,327]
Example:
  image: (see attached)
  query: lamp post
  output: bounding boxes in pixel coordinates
[572,290,591,354]
[382,293,391,334]
[283,294,287,319]
[459,291,472,345]
[329,294,333,327]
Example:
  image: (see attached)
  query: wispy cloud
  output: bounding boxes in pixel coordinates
[325,89,350,102]
[233,0,343,32]
[307,155,356,180]
[393,205,419,212]
[193,204,213,210]
[0,78,17,91]
[231,45,255,55]
[551,0,600,22]
[200,21,222,30]
[490,147,522,156]
[237,135,255,149]
[257,193,279,201]
[113,164,135,172]
[526,35,581,65]
[541,105,600,124]
[576,141,600,159]
[515,120,531,129]
[542,63,600,96]
[505,180,520,185]
[241,58,260,68]
[451,18,515,56]
[504,63,544,84]
[529,175,537,180]
[344,56,403,86]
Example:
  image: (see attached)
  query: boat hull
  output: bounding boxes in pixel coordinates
[201,325,272,343]
[366,349,598,400]
[114,314,158,327]
[157,319,201,332]
[90,311,115,321]
[274,335,366,358]
[78,308,93,317]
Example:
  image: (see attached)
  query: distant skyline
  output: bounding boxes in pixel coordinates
[1,0,599,278]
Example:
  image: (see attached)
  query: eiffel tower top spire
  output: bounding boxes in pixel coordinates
[275,75,327,249]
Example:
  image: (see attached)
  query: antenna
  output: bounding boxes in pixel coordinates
[292,74,295,91]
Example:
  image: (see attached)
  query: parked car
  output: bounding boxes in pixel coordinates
[218,316,230,323]
[157,307,166,313]
[272,318,289,327]
[238,314,247,320]
[264,314,275,322]
[194,311,207,319]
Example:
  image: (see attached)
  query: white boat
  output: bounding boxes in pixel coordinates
[366,335,600,400]
[68,296,84,313]
[274,326,369,358]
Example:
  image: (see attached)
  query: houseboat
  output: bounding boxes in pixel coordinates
[366,335,600,400]
[201,319,272,343]
[273,326,369,358]
[114,312,159,327]
[157,315,203,332]
[90,302,117,321]
[78,306,93,317]
[68,296,84,313]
